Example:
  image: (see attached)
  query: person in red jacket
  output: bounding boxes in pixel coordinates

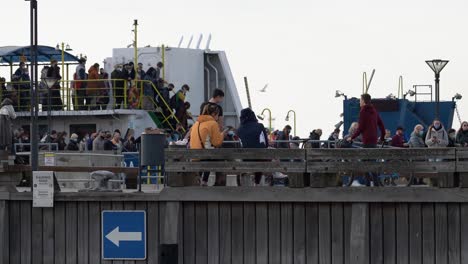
[347,93,385,148]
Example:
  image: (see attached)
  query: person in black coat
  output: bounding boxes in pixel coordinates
[237,108,269,185]
[46,60,63,110]
[111,65,125,108]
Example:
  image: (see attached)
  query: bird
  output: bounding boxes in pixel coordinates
[259,84,268,93]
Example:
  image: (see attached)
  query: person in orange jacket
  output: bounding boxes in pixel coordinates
[87,63,100,109]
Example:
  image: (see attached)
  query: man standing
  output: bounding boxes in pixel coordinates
[199,89,224,129]
[46,60,63,110]
[73,58,87,110]
[391,126,407,148]
[276,125,292,148]
[348,94,385,148]
[111,64,125,108]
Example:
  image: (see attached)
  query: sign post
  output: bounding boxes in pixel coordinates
[102,210,146,260]
[32,171,54,207]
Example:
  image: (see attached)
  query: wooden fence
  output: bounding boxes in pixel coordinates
[2,188,468,263]
[166,148,468,188]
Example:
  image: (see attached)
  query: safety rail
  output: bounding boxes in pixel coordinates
[165,147,468,188]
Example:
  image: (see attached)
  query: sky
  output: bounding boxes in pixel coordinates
[2,0,468,137]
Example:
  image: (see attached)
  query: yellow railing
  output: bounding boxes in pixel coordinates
[4,79,185,131]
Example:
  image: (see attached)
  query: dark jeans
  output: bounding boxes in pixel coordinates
[361,143,382,186]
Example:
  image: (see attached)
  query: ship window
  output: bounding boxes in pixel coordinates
[69,124,97,141]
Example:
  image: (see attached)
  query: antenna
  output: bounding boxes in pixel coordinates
[205,34,212,50]
[187,35,194,49]
[177,36,184,48]
[196,34,203,49]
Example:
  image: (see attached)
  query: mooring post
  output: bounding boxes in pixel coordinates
[349,203,369,264]
[160,201,180,264]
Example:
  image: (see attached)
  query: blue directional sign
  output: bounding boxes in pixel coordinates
[102,210,146,260]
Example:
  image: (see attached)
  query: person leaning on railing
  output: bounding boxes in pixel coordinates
[47,60,63,110]
[87,63,100,109]
[0,91,17,153]
[73,58,87,110]
[12,62,30,112]
[456,121,468,147]
[110,64,125,109]
[408,124,426,148]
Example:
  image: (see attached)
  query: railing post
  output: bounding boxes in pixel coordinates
[124,81,128,109]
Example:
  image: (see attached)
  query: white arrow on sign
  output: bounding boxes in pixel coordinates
[106,226,142,247]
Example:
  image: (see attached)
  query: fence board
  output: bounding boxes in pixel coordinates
[100,202,112,264]
[319,203,332,264]
[88,202,101,264]
[166,148,305,160]
[207,202,219,264]
[165,161,305,173]
[383,203,396,264]
[134,202,147,264]
[231,203,244,263]
[349,203,368,264]
[343,204,351,264]
[268,203,281,263]
[435,204,448,264]
[147,201,159,264]
[42,208,54,264]
[396,204,409,264]
[183,202,195,264]
[20,201,32,264]
[293,203,306,264]
[219,203,231,264]
[447,204,460,264]
[422,204,435,264]
[409,204,422,264]
[370,203,383,264]
[256,203,268,264]
[281,203,293,264]
[461,204,468,264]
[77,202,89,264]
[65,202,78,264]
[195,203,208,264]
[31,207,42,264]
[124,202,136,264]
[243,203,256,264]
[0,201,8,264]
[306,203,319,264]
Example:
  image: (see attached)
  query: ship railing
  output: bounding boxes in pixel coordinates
[165,147,464,188]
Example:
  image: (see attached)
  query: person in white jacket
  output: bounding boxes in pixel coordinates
[425,119,448,148]
[0,91,17,152]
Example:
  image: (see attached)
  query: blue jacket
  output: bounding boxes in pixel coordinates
[237,121,268,148]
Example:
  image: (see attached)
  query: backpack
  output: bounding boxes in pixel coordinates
[169,94,178,109]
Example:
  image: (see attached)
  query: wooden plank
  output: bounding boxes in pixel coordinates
[256,203,268,264]
[447,204,460,264]
[409,203,422,264]
[123,202,136,264]
[166,148,306,160]
[54,202,66,264]
[207,202,219,264]
[307,148,456,159]
[66,202,78,264]
[20,201,32,264]
[0,201,8,264]
[396,204,409,264]
[42,208,54,264]
[243,203,256,264]
[293,203,306,264]
[306,203,319,264]
[231,203,243,264]
[219,203,231,264]
[134,202,147,264]
[349,203,368,264]
[307,161,456,174]
[147,201,160,264]
[435,204,448,264]
[100,202,112,264]
[319,203,332,264]
[330,203,344,264]
[165,161,306,173]
[10,201,20,264]
[422,204,435,264]
[461,204,468,264]
[7,165,139,176]
[281,203,293,264]
[369,203,383,264]
[88,202,101,264]
[195,203,208,264]
[382,203,396,264]
[343,204,351,264]
[111,201,124,264]
[77,202,89,264]
[183,202,195,264]
[268,203,281,263]
[31,207,43,264]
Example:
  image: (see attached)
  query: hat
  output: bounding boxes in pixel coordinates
[396,126,404,131]
[50,59,58,64]
[70,133,79,140]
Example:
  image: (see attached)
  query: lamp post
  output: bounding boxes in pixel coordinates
[257,108,272,132]
[426,59,449,119]
[285,110,297,136]
[56,43,72,108]
[26,0,38,172]
[41,77,59,137]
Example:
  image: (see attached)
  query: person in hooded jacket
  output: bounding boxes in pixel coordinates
[237,108,269,185]
[409,124,426,148]
[86,63,100,109]
[46,60,63,110]
[0,91,17,152]
[66,133,79,151]
[425,119,448,148]
[190,103,226,186]
[456,121,468,147]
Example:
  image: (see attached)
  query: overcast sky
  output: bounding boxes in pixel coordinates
[3,0,468,137]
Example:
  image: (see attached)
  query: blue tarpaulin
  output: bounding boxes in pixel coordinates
[0,45,79,64]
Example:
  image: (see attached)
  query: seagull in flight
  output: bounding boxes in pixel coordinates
[259,84,268,93]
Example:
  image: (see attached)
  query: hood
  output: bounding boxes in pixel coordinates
[88,66,98,75]
[361,104,377,114]
[240,108,258,125]
[1,98,13,107]
[197,115,216,123]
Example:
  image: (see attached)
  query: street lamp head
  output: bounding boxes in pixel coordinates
[335,90,343,98]
[452,93,462,101]
[425,59,449,74]
[41,77,58,89]
[285,116,289,122]
[55,43,60,50]
[65,44,72,51]
[256,115,264,121]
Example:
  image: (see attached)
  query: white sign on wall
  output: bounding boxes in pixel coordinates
[44,152,55,166]
[33,171,54,207]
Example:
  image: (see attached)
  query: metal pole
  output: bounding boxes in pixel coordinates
[133,20,138,76]
[435,73,440,119]
[29,0,39,173]
[61,43,65,107]
[244,77,252,109]
[162,44,165,80]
